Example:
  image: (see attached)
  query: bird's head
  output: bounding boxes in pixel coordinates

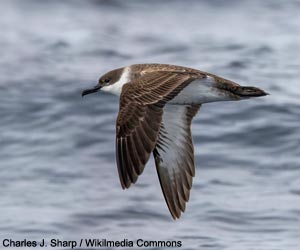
[82,67,126,97]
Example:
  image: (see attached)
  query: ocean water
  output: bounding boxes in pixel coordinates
[0,0,300,249]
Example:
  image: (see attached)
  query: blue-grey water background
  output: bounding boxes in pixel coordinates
[1,0,300,249]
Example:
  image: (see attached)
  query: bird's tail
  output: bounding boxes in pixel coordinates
[230,86,268,98]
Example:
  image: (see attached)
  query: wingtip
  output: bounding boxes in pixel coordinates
[170,211,183,220]
[170,213,178,220]
[120,181,131,190]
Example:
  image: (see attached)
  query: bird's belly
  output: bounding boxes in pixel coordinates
[169,77,233,104]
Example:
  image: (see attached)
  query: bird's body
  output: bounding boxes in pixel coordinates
[82,63,267,219]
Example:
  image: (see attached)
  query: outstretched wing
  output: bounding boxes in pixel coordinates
[153,104,200,219]
[116,71,197,189]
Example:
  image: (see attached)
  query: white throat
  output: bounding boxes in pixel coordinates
[101,67,131,96]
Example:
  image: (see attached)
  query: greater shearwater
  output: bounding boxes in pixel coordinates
[82,63,268,219]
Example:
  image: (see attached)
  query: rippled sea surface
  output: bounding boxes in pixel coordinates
[1,0,300,249]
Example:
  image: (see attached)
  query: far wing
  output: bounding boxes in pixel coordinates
[153,104,200,219]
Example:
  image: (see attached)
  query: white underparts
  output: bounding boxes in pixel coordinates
[101,67,131,96]
[170,76,233,104]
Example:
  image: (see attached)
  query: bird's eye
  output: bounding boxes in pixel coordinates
[104,79,110,83]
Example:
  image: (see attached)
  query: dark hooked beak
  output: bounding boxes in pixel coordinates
[81,85,102,97]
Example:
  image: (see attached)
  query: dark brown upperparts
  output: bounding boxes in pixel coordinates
[130,63,207,78]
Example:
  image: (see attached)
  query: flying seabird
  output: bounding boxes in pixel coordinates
[82,63,268,219]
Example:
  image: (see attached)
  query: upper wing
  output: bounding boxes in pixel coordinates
[116,71,197,189]
[153,104,200,219]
